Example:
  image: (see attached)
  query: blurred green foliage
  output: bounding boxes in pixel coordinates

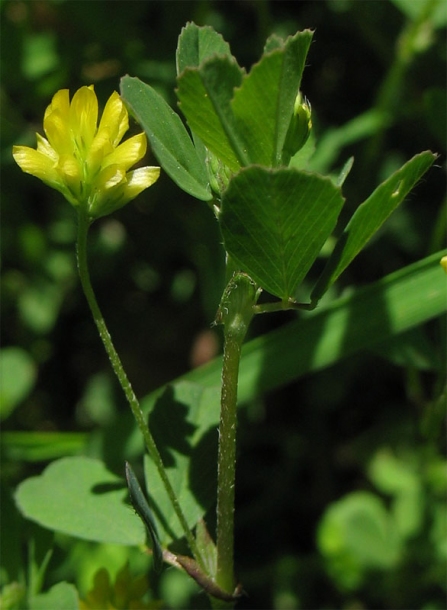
[1,0,446,608]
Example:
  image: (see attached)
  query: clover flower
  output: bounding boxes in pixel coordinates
[13,85,160,220]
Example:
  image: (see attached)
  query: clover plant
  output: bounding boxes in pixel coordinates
[12,22,443,608]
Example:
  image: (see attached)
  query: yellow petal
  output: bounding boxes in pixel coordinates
[126,166,160,189]
[35,133,58,159]
[44,108,72,155]
[119,166,160,203]
[69,86,98,151]
[12,145,59,184]
[97,91,128,147]
[87,129,115,170]
[102,133,147,171]
[43,90,73,154]
[44,89,70,124]
[90,166,160,219]
[97,164,126,190]
[57,154,83,199]
[58,154,81,180]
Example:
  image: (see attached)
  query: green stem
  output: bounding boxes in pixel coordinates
[215,273,257,595]
[216,334,241,594]
[75,210,204,571]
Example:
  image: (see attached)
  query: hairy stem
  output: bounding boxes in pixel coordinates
[76,210,204,571]
[216,334,241,593]
[215,273,257,595]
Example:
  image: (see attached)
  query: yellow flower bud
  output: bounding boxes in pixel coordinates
[13,85,160,220]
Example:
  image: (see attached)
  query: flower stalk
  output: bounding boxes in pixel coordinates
[12,84,206,574]
[76,209,205,570]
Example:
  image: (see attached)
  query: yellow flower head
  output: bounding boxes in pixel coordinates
[13,85,160,220]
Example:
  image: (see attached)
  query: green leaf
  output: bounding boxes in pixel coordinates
[176,30,313,171]
[371,327,440,370]
[1,484,22,588]
[390,0,447,27]
[141,381,221,545]
[182,251,447,403]
[392,487,424,540]
[176,56,246,171]
[176,22,233,75]
[2,431,87,462]
[125,462,163,572]
[311,151,437,303]
[120,75,211,201]
[289,131,316,170]
[23,32,59,80]
[263,33,287,54]
[195,520,217,581]
[368,450,424,540]
[30,583,79,610]
[15,457,145,546]
[18,280,63,334]
[317,491,402,590]
[0,582,26,608]
[0,347,37,421]
[369,450,419,496]
[220,166,345,300]
[231,29,313,166]
[336,157,354,187]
